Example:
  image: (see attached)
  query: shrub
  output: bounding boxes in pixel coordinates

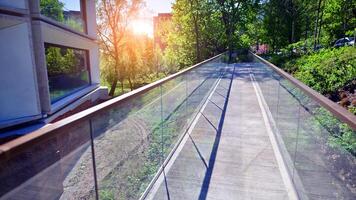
[294,47,356,95]
[314,108,356,155]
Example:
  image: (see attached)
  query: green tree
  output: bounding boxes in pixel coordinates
[40,0,65,22]
[165,0,226,68]
[262,0,309,51]
[216,0,259,60]
[261,0,355,51]
[46,47,78,75]
[97,0,143,96]
[322,0,356,43]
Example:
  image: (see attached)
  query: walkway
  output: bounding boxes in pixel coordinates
[145,63,293,200]
[1,58,354,200]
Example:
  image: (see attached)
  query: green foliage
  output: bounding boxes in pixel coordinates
[99,189,115,200]
[97,0,144,96]
[322,0,356,43]
[40,0,64,22]
[314,108,356,154]
[261,0,356,51]
[165,0,226,68]
[165,0,260,66]
[262,0,307,50]
[46,47,79,75]
[64,18,83,32]
[348,106,356,115]
[40,0,84,31]
[294,47,356,94]
[269,46,356,95]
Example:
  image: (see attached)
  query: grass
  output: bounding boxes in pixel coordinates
[101,72,169,97]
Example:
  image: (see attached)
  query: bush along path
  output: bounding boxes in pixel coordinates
[268,46,356,115]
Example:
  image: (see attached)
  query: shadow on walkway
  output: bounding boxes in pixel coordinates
[197,65,235,200]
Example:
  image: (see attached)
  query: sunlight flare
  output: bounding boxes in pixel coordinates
[130,19,153,38]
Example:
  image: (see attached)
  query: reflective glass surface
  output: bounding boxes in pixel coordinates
[0,121,96,199]
[0,55,223,199]
[253,57,356,199]
[45,44,90,103]
[1,53,354,200]
[40,0,85,32]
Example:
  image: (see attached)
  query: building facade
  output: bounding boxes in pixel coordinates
[153,13,172,50]
[0,0,107,130]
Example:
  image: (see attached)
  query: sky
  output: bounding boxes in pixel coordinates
[61,0,174,13]
[62,0,175,37]
[145,0,175,14]
[61,0,81,11]
[133,0,175,37]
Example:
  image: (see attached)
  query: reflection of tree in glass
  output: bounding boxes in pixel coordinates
[65,18,83,32]
[40,0,83,32]
[46,47,82,75]
[40,0,65,22]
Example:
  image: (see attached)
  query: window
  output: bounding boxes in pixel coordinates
[0,0,27,9]
[40,0,85,32]
[45,44,90,103]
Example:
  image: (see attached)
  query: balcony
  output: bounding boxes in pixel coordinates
[0,52,355,200]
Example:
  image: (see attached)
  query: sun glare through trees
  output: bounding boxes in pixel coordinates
[130,18,154,37]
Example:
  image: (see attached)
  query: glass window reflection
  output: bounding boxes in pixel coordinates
[45,44,90,103]
[40,0,85,32]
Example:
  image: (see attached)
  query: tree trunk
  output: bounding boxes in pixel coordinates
[317,3,325,45]
[109,79,118,97]
[291,20,295,44]
[189,0,201,63]
[156,63,159,78]
[305,16,309,51]
[290,19,295,56]
[313,0,322,50]
[128,78,133,91]
[121,81,124,93]
[193,19,201,62]
[227,25,234,62]
[289,0,295,44]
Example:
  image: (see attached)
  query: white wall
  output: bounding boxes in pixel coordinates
[86,0,97,38]
[0,20,41,124]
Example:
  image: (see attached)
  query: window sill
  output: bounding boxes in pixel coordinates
[0,6,28,16]
[50,84,99,115]
[31,14,96,41]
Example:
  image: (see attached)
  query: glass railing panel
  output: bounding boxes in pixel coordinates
[160,75,187,121]
[160,75,188,159]
[276,78,304,158]
[294,94,356,199]
[0,121,96,200]
[253,62,281,118]
[160,61,224,158]
[253,55,356,199]
[254,63,300,162]
[187,62,223,109]
[90,86,164,200]
[0,54,223,200]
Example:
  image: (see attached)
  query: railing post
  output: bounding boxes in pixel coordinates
[292,102,301,180]
[185,73,188,118]
[159,85,164,165]
[89,119,99,200]
[276,76,281,129]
